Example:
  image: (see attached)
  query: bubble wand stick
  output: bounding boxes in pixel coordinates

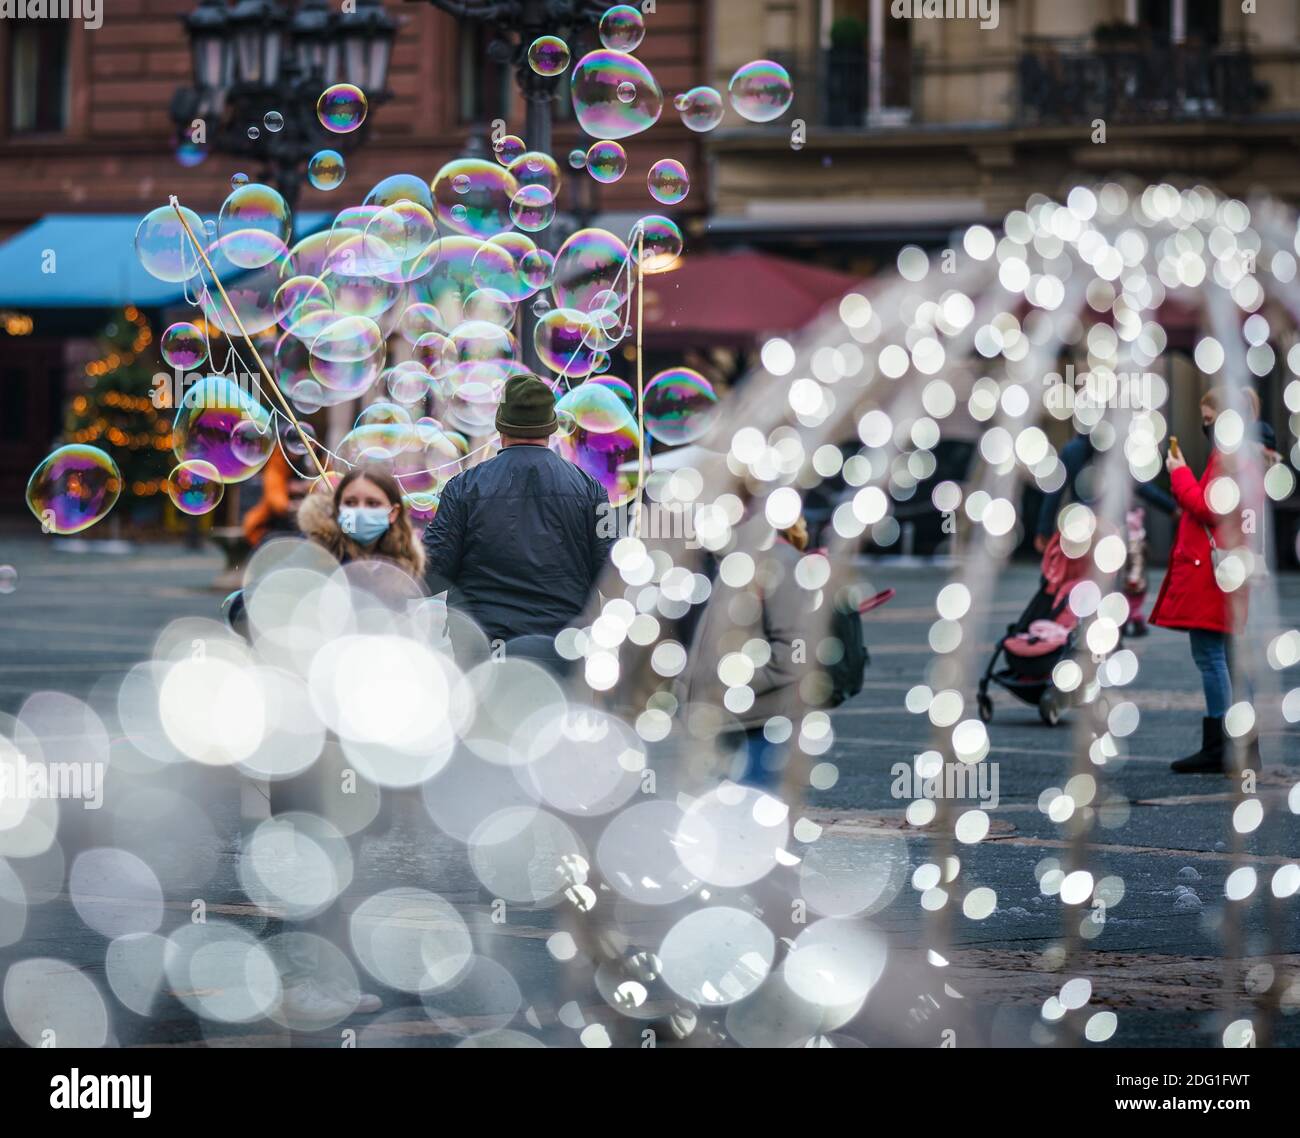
[167,195,331,483]
[634,225,646,538]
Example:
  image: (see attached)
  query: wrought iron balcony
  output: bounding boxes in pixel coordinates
[1016,38,1268,124]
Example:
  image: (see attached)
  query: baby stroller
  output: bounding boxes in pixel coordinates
[976,536,1090,727]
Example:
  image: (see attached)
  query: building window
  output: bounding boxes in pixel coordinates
[458,22,512,124]
[8,20,70,134]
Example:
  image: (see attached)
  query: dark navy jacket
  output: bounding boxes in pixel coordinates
[423,445,615,641]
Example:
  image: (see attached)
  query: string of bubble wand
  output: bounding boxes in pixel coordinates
[168,195,331,483]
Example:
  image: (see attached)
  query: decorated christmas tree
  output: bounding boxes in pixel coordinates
[65,307,174,517]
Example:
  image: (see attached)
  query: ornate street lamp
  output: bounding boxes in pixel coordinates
[171,0,398,211]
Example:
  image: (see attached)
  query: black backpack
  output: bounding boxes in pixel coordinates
[823,601,868,707]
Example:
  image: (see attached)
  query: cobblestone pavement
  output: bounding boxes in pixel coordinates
[0,536,1296,1046]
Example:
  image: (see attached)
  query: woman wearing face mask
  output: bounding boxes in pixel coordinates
[297,466,425,579]
[1150,386,1265,773]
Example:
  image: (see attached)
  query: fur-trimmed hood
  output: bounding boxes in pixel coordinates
[296,490,426,580]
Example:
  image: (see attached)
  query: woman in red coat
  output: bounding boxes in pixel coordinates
[1150,386,1262,773]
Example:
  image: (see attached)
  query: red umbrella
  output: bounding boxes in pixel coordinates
[640,250,860,348]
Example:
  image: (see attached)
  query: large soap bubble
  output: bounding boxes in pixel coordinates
[135,204,205,283]
[643,367,720,445]
[570,49,662,140]
[728,60,794,123]
[26,445,123,534]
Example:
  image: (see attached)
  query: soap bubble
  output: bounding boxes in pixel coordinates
[218,183,291,269]
[728,59,793,123]
[554,414,641,505]
[527,35,570,77]
[587,140,628,184]
[166,459,225,516]
[648,158,689,205]
[231,172,250,189]
[509,151,562,196]
[135,204,205,283]
[552,228,629,313]
[570,48,662,140]
[493,134,527,167]
[556,381,634,433]
[263,111,284,133]
[633,215,683,274]
[364,173,436,214]
[510,185,555,233]
[599,5,645,52]
[568,148,588,169]
[535,308,601,378]
[520,248,555,291]
[317,83,368,133]
[26,445,122,534]
[161,322,208,371]
[198,235,287,335]
[433,159,518,239]
[676,85,725,132]
[173,376,275,482]
[617,81,636,103]
[247,125,261,140]
[308,149,346,191]
[644,367,720,444]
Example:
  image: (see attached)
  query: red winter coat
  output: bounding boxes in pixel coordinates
[1149,451,1248,635]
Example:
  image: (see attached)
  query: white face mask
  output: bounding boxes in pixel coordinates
[338,506,391,545]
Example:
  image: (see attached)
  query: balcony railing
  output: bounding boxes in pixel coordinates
[1016,38,1268,124]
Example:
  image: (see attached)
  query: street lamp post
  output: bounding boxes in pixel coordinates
[171,0,398,213]
[419,0,607,370]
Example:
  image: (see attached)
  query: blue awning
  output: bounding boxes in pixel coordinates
[0,212,332,310]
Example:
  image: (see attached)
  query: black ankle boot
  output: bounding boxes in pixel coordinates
[1171,717,1225,773]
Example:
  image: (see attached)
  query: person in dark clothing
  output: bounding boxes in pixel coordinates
[423,374,616,647]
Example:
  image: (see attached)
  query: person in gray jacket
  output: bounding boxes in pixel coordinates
[680,514,819,788]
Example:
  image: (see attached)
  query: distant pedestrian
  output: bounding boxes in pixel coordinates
[1151,386,1267,773]
[298,466,425,579]
[423,374,615,658]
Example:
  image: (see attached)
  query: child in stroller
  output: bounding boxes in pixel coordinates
[977,534,1091,726]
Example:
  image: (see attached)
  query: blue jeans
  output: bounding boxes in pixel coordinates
[1189,630,1232,718]
[740,728,787,789]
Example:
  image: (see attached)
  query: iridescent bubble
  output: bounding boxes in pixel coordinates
[643,367,719,444]
[433,159,519,239]
[317,83,368,133]
[356,402,413,429]
[465,287,515,327]
[397,302,446,344]
[647,158,689,205]
[363,173,436,213]
[173,376,275,481]
[471,236,528,300]
[536,308,601,378]
[308,149,346,191]
[247,125,261,140]
[728,59,793,123]
[634,215,684,274]
[677,85,725,132]
[510,184,555,233]
[493,134,527,167]
[528,35,570,77]
[521,248,555,291]
[311,315,386,393]
[617,81,636,103]
[557,380,633,432]
[166,459,225,516]
[599,5,645,52]
[587,140,627,184]
[552,228,629,312]
[591,375,634,406]
[364,200,438,265]
[275,275,334,337]
[532,296,552,317]
[385,361,435,404]
[229,418,275,471]
[218,183,291,269]
[135,204,205,283]
[568,148,588,169]
[508,151,562,196]
[231,172,250,189]
[198,235,287,335]
[570,49,663,140]
[263,111,284,133]
[26,445,122,534]
[414,332,456,378]
[160,322,208,371]
[554,414,640,505]
[175,140,206,168]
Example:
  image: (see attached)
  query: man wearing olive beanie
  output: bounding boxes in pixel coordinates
[423,374,615,645]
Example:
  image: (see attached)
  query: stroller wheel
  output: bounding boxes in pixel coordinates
[977,693,994,723]
[1038,689,1062,727]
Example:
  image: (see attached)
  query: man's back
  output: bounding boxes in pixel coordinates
[423,445,614,642]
